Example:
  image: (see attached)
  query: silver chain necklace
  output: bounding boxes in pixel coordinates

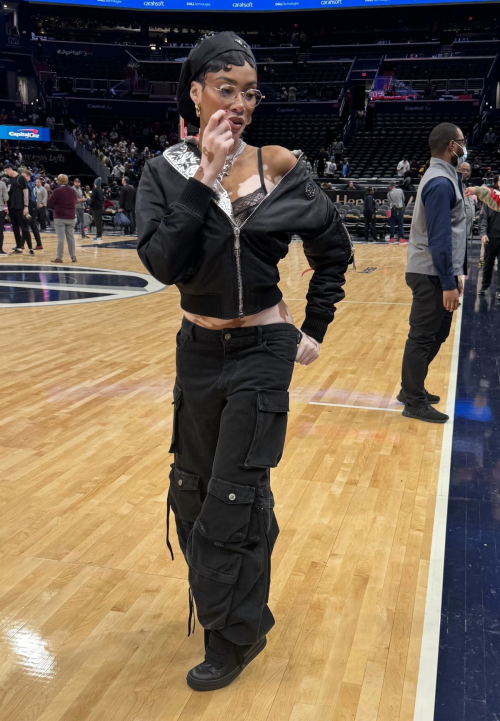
[216,140,246,184]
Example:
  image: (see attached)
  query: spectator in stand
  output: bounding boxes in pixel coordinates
[387,181,406,244]
[410,157,418,177]
[21,168,43,250]
[363,187,378,242]
[45,115,55,130]
[89,177,104,242]
[332,137,344,164]
[109,181,120,200]
[288,86,297,102]
[325,158,336,178]
[73,177,87,239]
[48,174,78,263]
[34,177,48,231]
[484,166,494,182]
[478,174,500,299]
[0,171,8,255]
[345,180,359,191]
[397,157,410,178]
[119,177,136,236]
[111,161,125,180]
[342,157,351,178]
[4,162,33,255]
[303,155,312,173]
[484,127,497,146]
[316,148,329,178]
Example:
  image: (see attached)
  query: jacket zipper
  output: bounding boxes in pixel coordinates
[218,154,304,319]
[233,226,244,317]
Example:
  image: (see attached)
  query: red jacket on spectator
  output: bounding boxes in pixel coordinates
[48,184,77,220]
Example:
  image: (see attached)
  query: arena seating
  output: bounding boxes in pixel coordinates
[245,114,340,163]
[381,56,495,95]
[44,52,131,81]
[344,112,475,179]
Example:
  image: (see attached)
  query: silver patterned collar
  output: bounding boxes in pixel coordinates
[163,141,233,219]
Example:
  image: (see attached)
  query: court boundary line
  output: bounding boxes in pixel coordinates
[413,300,464,721]
[309,401,402,412]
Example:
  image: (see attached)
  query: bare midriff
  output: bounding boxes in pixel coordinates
[184,299,294,329]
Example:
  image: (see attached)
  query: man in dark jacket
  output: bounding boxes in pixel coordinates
[89,177,104,241]
[119,177,137,235]
[363,187,377,242]
[21,168,43,250]
[4,162,33,255]
[48,173,78,263]
[478,174,500,299]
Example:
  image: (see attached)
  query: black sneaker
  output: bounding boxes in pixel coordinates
[29,249,35,255]
[478,288,488,296]
[402,404,449,424]
[9,248,22,255]
[186,630,267,692]
[0,250,6,255]
[397,389,440,405]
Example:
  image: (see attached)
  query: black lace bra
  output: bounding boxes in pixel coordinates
[232,147,268,227]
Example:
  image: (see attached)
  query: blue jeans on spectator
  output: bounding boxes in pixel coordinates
[390,207,405,239]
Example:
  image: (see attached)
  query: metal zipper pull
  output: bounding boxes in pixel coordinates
[233,226,244,318]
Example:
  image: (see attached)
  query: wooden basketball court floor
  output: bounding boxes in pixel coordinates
[0,231,458,721]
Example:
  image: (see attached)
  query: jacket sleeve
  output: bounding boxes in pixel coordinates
[47,188,56,210]
[136,160,214,286]
[295,188,351,343]
[119,187,125,208]
[475,186,500,213]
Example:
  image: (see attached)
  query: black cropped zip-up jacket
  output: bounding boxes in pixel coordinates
[136,142,352,343]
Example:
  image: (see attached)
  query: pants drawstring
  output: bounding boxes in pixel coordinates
[166,496,174,561]
[188,587,196,637]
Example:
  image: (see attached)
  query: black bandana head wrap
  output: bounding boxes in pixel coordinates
[176,32,256,128]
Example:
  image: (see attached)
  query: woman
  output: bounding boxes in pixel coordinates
[466,180,500,296]
[136,32,352,692]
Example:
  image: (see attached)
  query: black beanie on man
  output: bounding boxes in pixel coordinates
[176,32,255,128]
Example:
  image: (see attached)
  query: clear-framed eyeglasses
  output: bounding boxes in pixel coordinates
[206,84,265,108]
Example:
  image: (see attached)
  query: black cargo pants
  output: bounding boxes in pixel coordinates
[168,317,300,647]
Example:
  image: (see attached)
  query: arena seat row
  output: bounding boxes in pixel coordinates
[245,115,339,161]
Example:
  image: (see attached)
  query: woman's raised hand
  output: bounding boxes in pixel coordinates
[195,110,233,187]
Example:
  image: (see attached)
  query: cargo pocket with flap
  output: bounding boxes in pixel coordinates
[187,478,255,629]
[241,389,290,469]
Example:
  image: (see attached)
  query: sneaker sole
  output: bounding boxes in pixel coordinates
[186,636,267,692]
[396,394,440,405]
[401,409,448,423]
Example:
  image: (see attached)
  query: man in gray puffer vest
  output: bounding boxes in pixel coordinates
[399,122,467,423]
